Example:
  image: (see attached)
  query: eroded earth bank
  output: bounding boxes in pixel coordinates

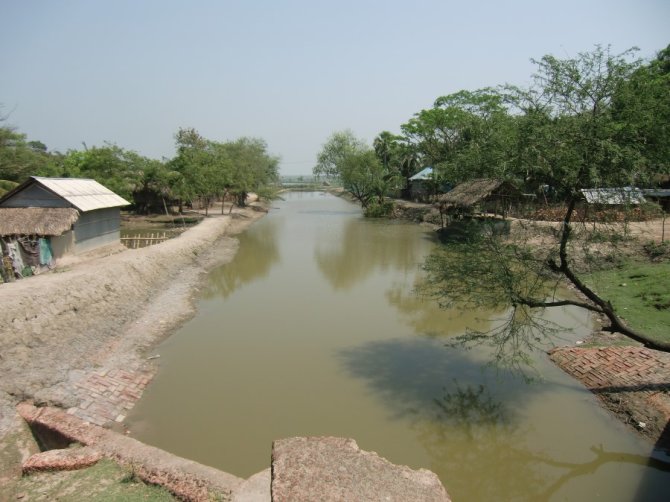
[0,206,266,498]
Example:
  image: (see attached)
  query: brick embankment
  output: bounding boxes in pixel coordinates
[549,346,670,447]
[69,368,154,426]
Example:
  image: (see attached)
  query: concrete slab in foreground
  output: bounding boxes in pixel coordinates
[16,404,450,501]
[272,436,450,502]
[233,468,271,502]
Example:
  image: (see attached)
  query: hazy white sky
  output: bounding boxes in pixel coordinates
[1,0,668,175]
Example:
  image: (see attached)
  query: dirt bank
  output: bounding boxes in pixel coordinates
[0,205,267,440]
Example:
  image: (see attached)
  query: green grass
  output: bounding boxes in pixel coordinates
[14,459,176,501]
[585,260,670,345]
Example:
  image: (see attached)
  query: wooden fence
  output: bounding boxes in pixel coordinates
[120,232,170,249]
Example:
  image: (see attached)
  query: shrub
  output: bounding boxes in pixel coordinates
[364,200,395,218]
[643,240,670,261]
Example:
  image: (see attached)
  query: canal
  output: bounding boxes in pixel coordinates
[126,191,669,501]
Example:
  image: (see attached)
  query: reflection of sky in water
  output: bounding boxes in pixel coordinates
[127,192,670,501]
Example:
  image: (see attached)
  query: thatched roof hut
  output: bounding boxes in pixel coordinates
[0,208,80,236]
[435,179,520,222]
[437,179,518,208]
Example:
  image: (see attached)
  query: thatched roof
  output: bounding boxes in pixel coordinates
[0,207,79,236]
[436,179,513,208]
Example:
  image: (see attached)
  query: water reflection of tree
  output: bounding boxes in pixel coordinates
[385,282,493,338]
[315,219,428,290]
[201,222,280,299]
[338,338,670,501]
[416,383,548,500]
[386,278,552,377]
[342,337,544,500]
[422,384,670,500]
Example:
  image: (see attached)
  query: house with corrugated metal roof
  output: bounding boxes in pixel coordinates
[0,177,129,279]
[408,167,452,202]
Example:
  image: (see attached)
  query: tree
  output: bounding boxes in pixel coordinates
[422,46,670,370]
[0,126,51,183]
[207,141,234,214]
[167,129,279,215]
[401,107,457,168]
[611,44,670,174]
[512,46,646,192]
[0,107,59,183]
[373,131,401,172]
[340,149,384,208]
[131,157,175,215]
[398,144,423,199]
[373,131,418,199]
[314,130,400,213]
[313,130,367,180]
[169,128,210,212]
[400,88,516,184]
[57,144,149,201]
[224,137,279,209]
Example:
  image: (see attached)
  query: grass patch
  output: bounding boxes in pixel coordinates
[15,459,175,501]
[585,260,670,345]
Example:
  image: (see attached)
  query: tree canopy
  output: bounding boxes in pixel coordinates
[0,117,279,212]
[313,130,400,214]
[332,44,669,198]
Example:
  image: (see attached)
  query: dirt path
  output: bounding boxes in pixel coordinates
[0,206,267,442]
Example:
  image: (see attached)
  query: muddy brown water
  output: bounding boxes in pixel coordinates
[126,192,670,501]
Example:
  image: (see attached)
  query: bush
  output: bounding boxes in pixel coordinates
[364,200,395,218]
[0,179,19,197]
[643,240,670,261]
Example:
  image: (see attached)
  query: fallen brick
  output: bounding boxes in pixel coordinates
[23,447,102,474]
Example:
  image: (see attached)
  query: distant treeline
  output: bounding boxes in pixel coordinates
[314,44,670,213]
[0,125,279,214]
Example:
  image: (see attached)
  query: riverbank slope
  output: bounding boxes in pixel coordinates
[0,205,268,495]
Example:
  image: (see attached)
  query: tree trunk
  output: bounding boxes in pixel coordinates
[547,197,670,351]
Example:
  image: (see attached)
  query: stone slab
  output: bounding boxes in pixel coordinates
[271,437,450,502]
[233,468,271,502]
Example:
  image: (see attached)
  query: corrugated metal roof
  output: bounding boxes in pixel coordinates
[580,187,645,205]
[642,189,670,198]
[409,167,434,181]
[32,177,130,212]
